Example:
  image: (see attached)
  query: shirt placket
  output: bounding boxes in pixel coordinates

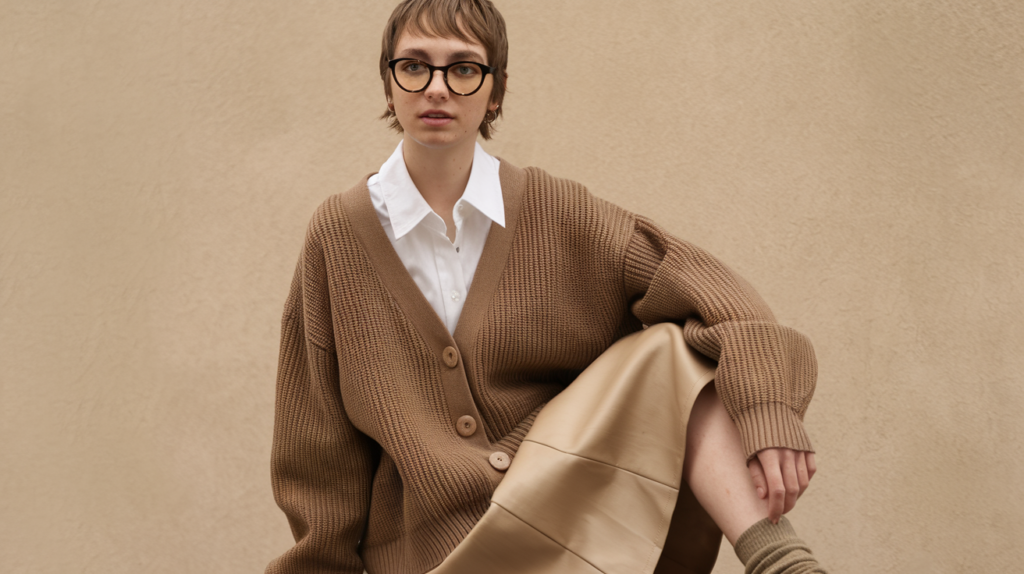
[431,209,468,334]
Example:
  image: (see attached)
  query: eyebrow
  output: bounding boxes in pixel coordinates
[396,48,486,63]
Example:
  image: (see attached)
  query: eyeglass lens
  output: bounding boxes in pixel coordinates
[394,61,485,95]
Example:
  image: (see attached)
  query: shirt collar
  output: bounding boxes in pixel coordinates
[378,141,505,240]
[378,141,435,239]
[458,143,506,229]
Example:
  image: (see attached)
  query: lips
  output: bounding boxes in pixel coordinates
[420,110,454,127]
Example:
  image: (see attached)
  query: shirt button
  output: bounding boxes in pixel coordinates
[456,415,477,437]
[489,451,511,471]
[442,346,459,368]
[450,290,460,302]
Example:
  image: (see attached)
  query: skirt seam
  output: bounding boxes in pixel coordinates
[518,439,681,491]
[489,500,608,574]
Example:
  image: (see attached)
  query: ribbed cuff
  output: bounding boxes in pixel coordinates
[735,517,799,564]
[735,517,827,574]
[733,403,814,459]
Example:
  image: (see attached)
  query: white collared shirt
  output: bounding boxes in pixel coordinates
[367,141,505,334]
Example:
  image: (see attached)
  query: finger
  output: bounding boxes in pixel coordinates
[758,449,785,524]
[747,457,768,499]
[806,452,817,481]
[780,450,800,515]
[796,452,810,496]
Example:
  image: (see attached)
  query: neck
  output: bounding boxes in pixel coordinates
[402,136,476,209]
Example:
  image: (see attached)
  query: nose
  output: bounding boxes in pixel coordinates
[424,69,449,100]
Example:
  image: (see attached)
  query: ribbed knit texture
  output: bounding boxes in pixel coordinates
[266,162,817,574]
[735,517,828,574]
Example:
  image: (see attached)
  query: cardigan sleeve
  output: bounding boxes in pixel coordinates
[266,239,379,574]
[623,214,816,458]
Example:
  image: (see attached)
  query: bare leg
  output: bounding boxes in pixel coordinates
[682,383,767,546]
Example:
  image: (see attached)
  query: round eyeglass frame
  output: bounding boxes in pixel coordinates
[388,58,497,96]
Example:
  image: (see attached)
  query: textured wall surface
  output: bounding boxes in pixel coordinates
[2,1,1022,572]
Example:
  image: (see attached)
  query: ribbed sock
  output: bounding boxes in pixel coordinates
[734,517,828,574]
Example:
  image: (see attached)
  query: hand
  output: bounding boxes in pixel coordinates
[747,448,816,524]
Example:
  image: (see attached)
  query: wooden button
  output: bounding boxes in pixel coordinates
[456,415,477,437]
[488,451,511,471]
[442,346,459,368]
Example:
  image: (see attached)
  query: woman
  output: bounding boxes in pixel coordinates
[267,1,828,572]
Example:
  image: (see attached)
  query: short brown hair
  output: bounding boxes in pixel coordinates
[379,0,508,140]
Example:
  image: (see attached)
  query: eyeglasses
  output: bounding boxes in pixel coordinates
[388,58,496,96]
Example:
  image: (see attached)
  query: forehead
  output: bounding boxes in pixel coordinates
[394,29,488,63]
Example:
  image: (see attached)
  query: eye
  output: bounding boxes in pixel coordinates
[401,61,426,74]
[453,64,479,77]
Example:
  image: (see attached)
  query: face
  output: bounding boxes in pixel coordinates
[389,29,497,153]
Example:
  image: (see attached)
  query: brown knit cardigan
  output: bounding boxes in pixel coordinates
[266,160,817,574]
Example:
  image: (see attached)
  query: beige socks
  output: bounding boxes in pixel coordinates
[734,517,828,574]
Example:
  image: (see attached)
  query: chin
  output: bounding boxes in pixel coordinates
[408,132,472,151]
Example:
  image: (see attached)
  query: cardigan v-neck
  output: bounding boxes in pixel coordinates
[367,142,506,334]
[342,159,526,359]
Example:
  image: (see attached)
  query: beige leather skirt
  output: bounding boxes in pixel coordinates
[431,323,723,574]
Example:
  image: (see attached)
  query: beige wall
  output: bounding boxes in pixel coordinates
[2,1,1022,572]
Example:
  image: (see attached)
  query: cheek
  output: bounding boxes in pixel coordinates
[470,94,491,115]
[392,94,414,118]
[479,76,497,105]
